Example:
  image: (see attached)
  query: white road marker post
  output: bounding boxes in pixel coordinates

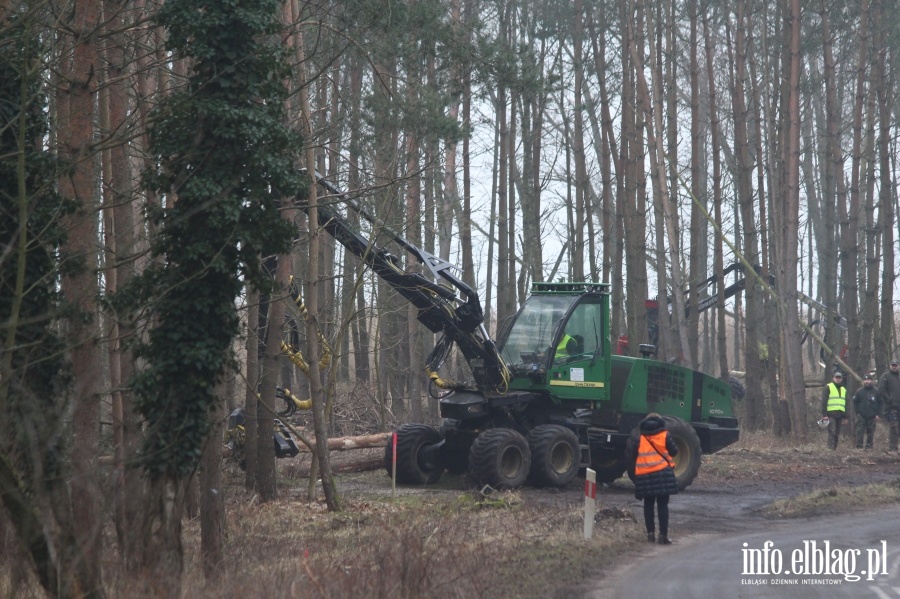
[584,468,597,540]
[391,432,398,499]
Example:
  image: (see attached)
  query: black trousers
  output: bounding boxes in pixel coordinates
[643,495,670,536]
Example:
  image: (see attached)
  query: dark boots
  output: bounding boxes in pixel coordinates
[647,530,672,544]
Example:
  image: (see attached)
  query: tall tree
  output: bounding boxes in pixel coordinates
[572,0,586,281]
[688,0,703,368]
[57,0,104,589]
[874,0,895,372]
[119,0,303,588]
[1,5,99,595]
[704,11,729,382]
[775,0,808,436]
[620,0,648,355]
[630,0,690,362]
[731,0,767,430]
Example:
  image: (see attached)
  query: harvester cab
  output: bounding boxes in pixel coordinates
[500,282,611,402]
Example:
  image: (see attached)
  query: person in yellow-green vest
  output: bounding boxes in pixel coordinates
[821,371,847,450]
[554,333,584,362]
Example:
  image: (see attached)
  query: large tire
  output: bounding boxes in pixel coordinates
[527,425,581,488]
[384,424,444,485]
[469,428,531,490]
[623,432,638,483]
[661,416,702,490]
[591,453,628,484]
[442,450,469,475]
[728,376,746,401]
[438,419,469,475]
[622,417,702,490]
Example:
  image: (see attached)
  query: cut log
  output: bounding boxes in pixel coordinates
[104,433,392,468]
[296,432,391,452]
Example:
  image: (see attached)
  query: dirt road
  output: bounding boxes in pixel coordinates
[586,446,900,597]
[596,507,900,598]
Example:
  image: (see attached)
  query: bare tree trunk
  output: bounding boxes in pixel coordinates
[297,18,340,509]
[776,0,807,437]
[820,4,845,378]
[586,6,624,331]
[874,0,895,372]
[572,0,586,281]
[485,103,500,332]
[98,0,143,569]
[460,0,475,290]
[860,40,880,375]
[496,6,510,325]
[405,127,423,422]
[630,0,690,362]
[507,85,519,314]
[200,375,226,576]
[344,57,370,385]
[302,171,340,509]
[258,256,289,501]
[730,0,766,429]
[58,0,103,589]
[688,0,702,369]
[620,1,647,354]
[244,290,260,489]
[704,13,729,382]
[138,476,186,596]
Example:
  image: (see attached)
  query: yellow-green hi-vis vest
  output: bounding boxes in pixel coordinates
[826,382,846,413]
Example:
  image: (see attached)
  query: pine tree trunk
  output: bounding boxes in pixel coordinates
[58,0,103,589]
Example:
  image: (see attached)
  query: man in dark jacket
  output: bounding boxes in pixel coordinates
[853,372,883,449]
[628,413,678,545]
[878,360,900,452]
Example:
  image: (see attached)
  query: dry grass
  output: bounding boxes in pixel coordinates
[0,459,644,599]
[5,423,894,598]
[162,470,644,599]
[762,479,900,519]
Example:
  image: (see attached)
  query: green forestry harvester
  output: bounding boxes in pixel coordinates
[301,174,740,491]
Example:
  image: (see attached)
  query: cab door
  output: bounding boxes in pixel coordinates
[547,297,610,403]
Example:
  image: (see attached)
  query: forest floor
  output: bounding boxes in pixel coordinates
[8,427,897,598]
[169,428,900,599]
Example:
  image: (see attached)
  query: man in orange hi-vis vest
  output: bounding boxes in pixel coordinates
[628,413,679,545]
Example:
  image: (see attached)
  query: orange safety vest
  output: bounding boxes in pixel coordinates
[635,430,674,476]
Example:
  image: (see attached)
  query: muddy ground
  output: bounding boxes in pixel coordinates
[327,435,900,536]
[204,432,900,599]
[608,443,900,535]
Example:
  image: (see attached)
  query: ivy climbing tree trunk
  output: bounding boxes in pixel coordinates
[118,0,304,589]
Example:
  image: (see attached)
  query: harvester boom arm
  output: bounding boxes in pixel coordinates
[298,172,508,393]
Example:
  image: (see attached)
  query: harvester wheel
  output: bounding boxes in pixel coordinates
[624,433,638,483]
[728,376,746,401]
[469,428,531,490]
[527,425,580,487]
[384,424,444,485]
[623,416,702,490]
[438,419,469,475]
[442,451,469,475]
[661,416,702,490]
[591,455,628,484]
